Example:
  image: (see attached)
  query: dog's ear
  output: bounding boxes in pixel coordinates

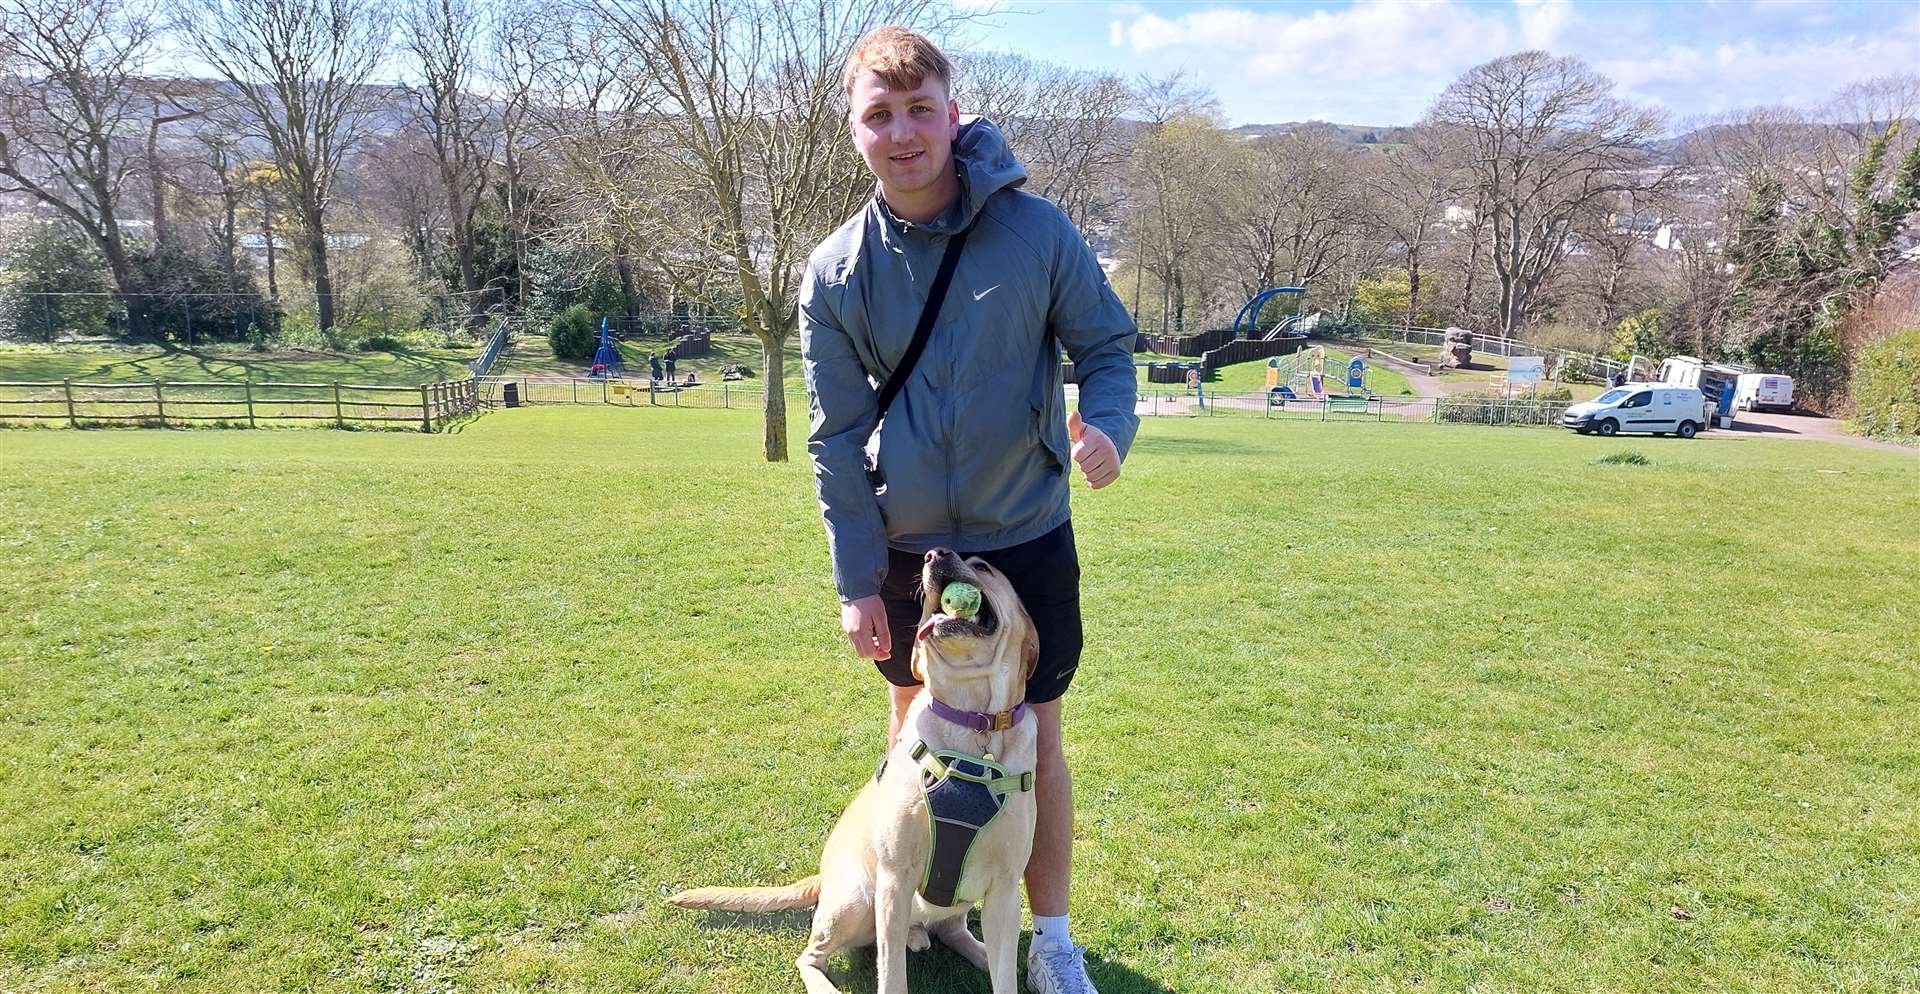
[1021,624,1039,684]
[911,643,926,684]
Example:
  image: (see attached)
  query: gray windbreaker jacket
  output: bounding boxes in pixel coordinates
[800,117,1139,602]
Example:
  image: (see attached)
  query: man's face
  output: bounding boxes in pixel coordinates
[847,69,959,198]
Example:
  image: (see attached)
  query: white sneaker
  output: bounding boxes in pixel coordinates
[1026,934,1100,994]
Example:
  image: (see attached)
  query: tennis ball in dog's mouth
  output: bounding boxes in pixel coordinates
[940,581,981,619]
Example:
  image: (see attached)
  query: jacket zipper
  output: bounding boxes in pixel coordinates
[941,229,960,548]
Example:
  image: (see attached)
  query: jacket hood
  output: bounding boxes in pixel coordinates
[881,116,1027,236]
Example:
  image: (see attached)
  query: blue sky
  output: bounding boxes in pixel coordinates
[945,0,1920,128]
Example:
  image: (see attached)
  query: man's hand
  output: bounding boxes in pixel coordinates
[841,594,892,660]
[1067,410,1120,489]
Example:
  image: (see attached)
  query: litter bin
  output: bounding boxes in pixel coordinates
[503,381,520,408]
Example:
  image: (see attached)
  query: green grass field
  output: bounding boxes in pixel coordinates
[1139,349,1416,398]
[3,410,1917,993]
[0,344,477,386]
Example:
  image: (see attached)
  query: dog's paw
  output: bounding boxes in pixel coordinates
[907,923,931,952]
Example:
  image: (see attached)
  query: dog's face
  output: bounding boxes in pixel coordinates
[912,550,1038,690]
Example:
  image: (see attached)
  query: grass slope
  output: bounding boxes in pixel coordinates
[0,344,475,386]
[1139,348,1416,397]
[2,410,1916,993]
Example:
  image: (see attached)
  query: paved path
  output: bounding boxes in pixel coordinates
[1704,410,1917,455]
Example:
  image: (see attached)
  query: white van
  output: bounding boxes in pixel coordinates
[1734,373,1794,412]
[1657,356,1745,427]
[1561,385,1709,438]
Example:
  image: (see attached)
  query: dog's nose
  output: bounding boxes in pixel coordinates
[925,548,949,564]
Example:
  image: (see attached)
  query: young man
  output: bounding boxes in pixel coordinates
[799,25,1138,994]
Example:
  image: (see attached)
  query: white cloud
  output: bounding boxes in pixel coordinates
[1515,0,1573,51]
[1597,33,1919,116]
[1118,0,1514,82]
[1096,0,1917,125]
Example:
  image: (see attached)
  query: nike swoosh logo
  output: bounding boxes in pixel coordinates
[973,284,1001,301]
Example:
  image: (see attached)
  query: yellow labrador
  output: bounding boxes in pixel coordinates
[669,549,1039,993]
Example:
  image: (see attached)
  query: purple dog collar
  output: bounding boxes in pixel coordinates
[928,696,1027,733]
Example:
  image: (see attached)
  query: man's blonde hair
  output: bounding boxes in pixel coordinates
[842,26,953,102]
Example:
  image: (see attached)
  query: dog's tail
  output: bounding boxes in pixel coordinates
[664,875,821,912]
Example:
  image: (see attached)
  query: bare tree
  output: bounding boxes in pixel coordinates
[0,0,174,336]
[1129,112,1234,337]
[1223,126,1365,306]
[190,134,245,294]
[1548,186,1653,334]
[490,0,548,308]
[360,128,447,283]
[141,95,202,250]
[173,0,388,333]
[401,0,494,324]
[1132,69,1218,128]
[956,51,1132,231]
[1367,126,1459,328]
[1426,51,1668,336]
[554,0,943,462]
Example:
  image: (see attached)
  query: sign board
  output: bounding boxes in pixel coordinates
[1508,356,1545,386]
[1346,357,1365,389]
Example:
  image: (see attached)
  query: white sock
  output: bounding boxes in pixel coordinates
[1032,914,1071,948]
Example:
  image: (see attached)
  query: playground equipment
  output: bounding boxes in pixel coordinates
[1232,287,1308,340]
[589,318,623,379]
[1266,347,1373,404]
[1266,345,1327,400]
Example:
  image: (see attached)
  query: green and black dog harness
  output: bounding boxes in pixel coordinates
[910,741,1034,907]
[877,740,1035,907]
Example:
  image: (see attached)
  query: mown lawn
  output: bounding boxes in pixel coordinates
[1138,348,1416,398]
[0,344,475,386]
[2,409,1916,993]
[492,333,805,392]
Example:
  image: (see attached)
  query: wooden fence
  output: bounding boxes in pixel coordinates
[0,377,479,431]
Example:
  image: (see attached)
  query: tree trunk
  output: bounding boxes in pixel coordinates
[760,332,788,462]
[262,196,279,301]
[1459,224,1481,324]
[305,205,336,333]
[214,149,239,294]
[102,248,148,341]
[1172,269,1185,335]
[614,252,638,316]
[148,120,168,250]
[504,145,529,308]
[452,208,480,326]
[1405,248,1421,330]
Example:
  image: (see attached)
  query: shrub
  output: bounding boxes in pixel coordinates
[0,218,114,341]
[132,244,277,344]
[548,304,597,360]
[357,335,406,352]
[1847,327,1920,442]
[1435,386,1573,426]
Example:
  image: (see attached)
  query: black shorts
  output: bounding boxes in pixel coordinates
[877,521,1082,704]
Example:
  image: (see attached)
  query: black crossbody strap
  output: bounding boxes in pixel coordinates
[874,226,971,421]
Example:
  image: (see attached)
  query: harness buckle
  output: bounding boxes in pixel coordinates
[989,709,1013,731]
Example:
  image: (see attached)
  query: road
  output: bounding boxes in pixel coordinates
[1708,409,1916,454]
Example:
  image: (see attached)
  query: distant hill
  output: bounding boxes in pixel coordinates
[1229,121,1415,145]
